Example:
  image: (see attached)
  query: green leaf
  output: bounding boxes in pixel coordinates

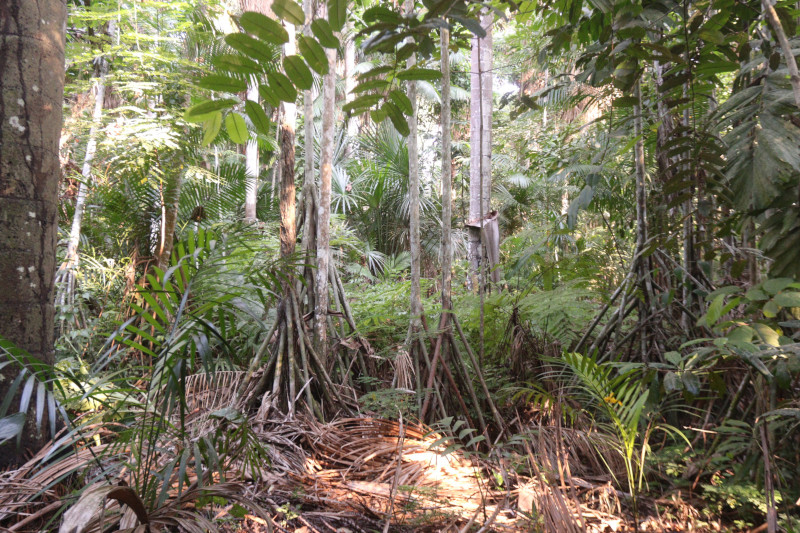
[271,0,305,25]
[311,19,340,48]
[342,92,382,113]
[240,11,289,44]
[245,101,271,136]
[202,112,222,146]
[389,88,413,115]
[663,371,682,392]
[384,101,410,136]
[352,79,390,93]
[198,74,247,93]
[298,35,329,75]
[752,323,780,346]
[212,54,260,75]
[267,71,298,102]
[225,33,274,63]
[774,291,800,308]
[0,413,25,445]
[763,278,795,294]
[395,67,442,81]
[184,98,238,122]
[258,84,280,108]
[283,55,313,90]
[225,112,249,144]
[681,371,701,396]
[328,0,347,31]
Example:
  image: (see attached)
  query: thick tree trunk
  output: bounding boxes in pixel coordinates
[315,47,336,362]
[468,11,493,290]
[0,0,66,466]
[405,0,422,343]
[440,28,452,314]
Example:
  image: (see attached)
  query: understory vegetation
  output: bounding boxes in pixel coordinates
[1,0,800,531]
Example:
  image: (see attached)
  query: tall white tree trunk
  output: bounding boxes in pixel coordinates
[467,11,493,290]
[405,0,422,342]
[65,19,116,270]
[344,19,357,154]
[440,28,452,314]
[301,0,316,310]
[245,79,259,222]
[315,46,337,362]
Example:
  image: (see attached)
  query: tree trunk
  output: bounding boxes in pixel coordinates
[280,23,298,257]
[301,0,316,311]
[343,19,357,155]
[65,19,115,273]
[155,171,183,272]
[315,46,336,362]
[440,28,452,314]
[0,0,66,467]
[245,79,259,222]
[468,11,493,290]
[405,0,422,343]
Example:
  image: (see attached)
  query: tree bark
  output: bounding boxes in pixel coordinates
[301,0,316,310]
[280,23,298,257]
[0,0,66,466]
[245,79,260,222]
[315,46,336,362]
[344,19,357,154]
[468,11,493,290]
[405,0,422,343]
[155,170,183,272]
[65,19,115,271]
[763,0,800,106]
[440,28,452,314]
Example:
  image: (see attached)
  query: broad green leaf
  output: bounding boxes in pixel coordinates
[727,325,755,343]
[450,14,486,38]
[225,112,249,144]
[202,112,222,146]
[342,92,382,113]
[258,84,280,108]
[267,71,298,102]
[328,0,347,31]
[298,35,329,75]
[663,371,681,392]
[774,291,800,308]
[245,101,271,136]
[225,33,274,63]
[763,278,795,294]
[311,19,340,48]
[389,88,413,115]
[384,101,409,136]
[198,74,247,93]
[184,98,238,122]
[352,79,390,93]
[395,67,442,81]
[283,55,313,90]
[752,323,780,346]
[212,54,260,75]
[271,0,305,25]
[681,371,701,395]
[240,11,289,44]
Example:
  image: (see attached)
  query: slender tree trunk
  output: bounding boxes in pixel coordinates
[763,0,800,106]
[245,79,259,221]
[405,0,422,343]
[280,23,298,257]
[440,28,453,315]
[0,0,66,466]
[344,19,357,154]
[468,11,493,290]
[155,170,182,272]
[301,0,316,311]
[315,46,336,362]
[65,20,115,272]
